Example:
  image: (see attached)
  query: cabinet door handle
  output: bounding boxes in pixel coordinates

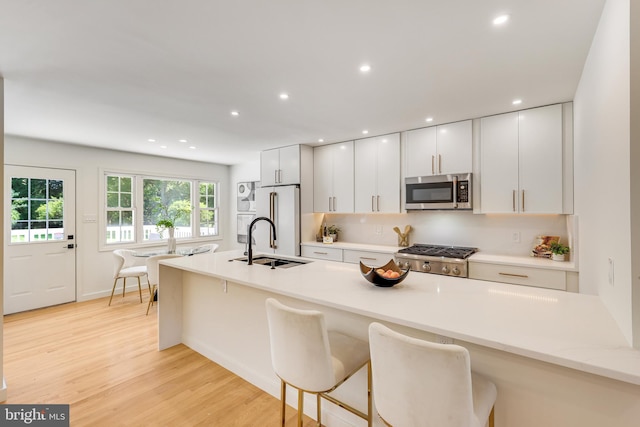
[431,155,435,175]
[313,251,328,255]
[499,272,529,278]
[522,189,525,212]
[333,197,337,212]
[377,195,380,212]
[512,190,516,212]
[372,195,375,212]
[438,154,442,174]
[274,170,278,184]
[329,197,333,212]
[360,256,377,261]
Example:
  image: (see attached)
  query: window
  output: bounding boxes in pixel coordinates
[106,175,134,243]
[11,177,65,242]
[104,173,219,245]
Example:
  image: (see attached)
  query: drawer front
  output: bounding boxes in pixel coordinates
[469,262,566,291]
[301,246,343,262]
[343,250,395,267]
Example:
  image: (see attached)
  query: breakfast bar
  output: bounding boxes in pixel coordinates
[158,250,640,427]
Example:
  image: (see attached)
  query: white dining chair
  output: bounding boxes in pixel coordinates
[265,298,372,427]
[109,249,147,306]
[145,254,182,315]
[368,322,497,427]
[195,243,219,253]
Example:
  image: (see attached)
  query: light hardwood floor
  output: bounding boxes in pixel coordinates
[3,293,316,426]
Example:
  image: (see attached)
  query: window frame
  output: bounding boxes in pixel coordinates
[100,169,221,250]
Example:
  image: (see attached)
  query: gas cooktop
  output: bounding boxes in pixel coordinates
[397,244,478,260]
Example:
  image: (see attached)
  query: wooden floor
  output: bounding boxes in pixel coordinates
[3,293,317,426]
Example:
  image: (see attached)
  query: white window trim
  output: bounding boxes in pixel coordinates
[99,168,222,252]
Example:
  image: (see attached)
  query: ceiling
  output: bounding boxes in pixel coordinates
[0,0,605,165]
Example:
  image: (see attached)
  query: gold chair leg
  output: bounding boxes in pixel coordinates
[121,277,127,298]
[316,393,322,427]
[280,380,286,427]
[367,361,372,427]
[108,278,119,306]
[146,285,156,315]
[137,276,143,303]
[297,389,304,427]
[489,406,495,427]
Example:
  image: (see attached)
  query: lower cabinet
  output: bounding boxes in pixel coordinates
[342,250,395,267]
[468,262,578,292]
[301,246,343,262]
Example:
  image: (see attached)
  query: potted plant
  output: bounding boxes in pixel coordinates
[155,218,175,238]
[549,241,570,261]
[327,225,340,242]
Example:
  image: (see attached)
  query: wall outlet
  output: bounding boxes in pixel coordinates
[375,225,383,235]
[512,231,521,243]
[435,334,454,345]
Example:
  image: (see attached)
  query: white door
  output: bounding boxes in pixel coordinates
[313,144,333,212]
[375,133,400,213]
[404,127,437,177]
[4,165,76,314]
[436,120,472,175]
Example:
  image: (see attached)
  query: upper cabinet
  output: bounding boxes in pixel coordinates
[261,145,302,186]
[479,104,569,214]
[355,133,401,213]
[404,120,472,177]
[313,141,354,213]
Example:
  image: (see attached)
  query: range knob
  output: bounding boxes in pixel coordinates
[452,266,461,276]
[422,263,431,272]
[441,265,450,274]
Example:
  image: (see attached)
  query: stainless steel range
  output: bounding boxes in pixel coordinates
[395,244,478,277]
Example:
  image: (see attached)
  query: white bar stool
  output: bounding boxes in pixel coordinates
[265,298,372,427]
[368,322,497,427]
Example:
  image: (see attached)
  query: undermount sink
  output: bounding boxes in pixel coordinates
[233,255,310,269]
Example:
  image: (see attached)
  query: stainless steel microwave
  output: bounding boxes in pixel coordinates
[405,173,472,210]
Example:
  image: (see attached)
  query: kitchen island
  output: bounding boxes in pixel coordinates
[158,250,640,427]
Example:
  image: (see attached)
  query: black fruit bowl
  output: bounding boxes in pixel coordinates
[360,259,410,287]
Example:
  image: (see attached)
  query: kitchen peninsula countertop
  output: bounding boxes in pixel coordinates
[162,250,640,386]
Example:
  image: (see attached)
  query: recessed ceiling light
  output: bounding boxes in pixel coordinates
[279,93,289,100]
[148,138,156,143]
[160,145,167,149]
[360,64,371,73]
[425,117,434,123]
[512,99,522,105]
[362,130,369,135]
[231,111,239,116]
[179,139,187,143]
[189,146,196,149]
[318,138,324,143]
[493,14,510,26]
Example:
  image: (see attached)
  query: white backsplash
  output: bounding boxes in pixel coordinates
[321,212,569,257]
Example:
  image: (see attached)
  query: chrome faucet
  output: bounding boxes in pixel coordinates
[247,216,277,265]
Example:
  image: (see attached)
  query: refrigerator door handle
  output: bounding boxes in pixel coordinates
[269,192,277,249]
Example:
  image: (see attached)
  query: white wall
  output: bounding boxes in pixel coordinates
[574,0,633,343]
[324,212,568,256]
[631,0,640,351]
[5,135,230,301]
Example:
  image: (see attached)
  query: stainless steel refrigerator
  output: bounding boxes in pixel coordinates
[254,185,300,256]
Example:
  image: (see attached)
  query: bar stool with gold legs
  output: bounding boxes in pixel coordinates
[265,298,372,427]
[368,322,497,427]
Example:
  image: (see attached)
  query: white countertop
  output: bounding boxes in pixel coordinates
[469,252,578,272]
[163,250,640,385]
[301,241,401,253]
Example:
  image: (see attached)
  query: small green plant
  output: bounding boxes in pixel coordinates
[549,241,570,255]
[328,225,340,235]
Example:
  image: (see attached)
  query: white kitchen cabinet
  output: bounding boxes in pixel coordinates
[469,262,569,291]
[342,249,394,267]
[479,104,564,214]
[261,145,302,186]
[313,141,354,213]
[404,120,472,177]
[354,133,400,213]
[301,245,343,262]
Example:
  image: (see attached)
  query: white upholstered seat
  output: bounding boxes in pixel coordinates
[145,254,182,315]
[108,249,147,306]
[265,298,372,427]
[368,322,497,427]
